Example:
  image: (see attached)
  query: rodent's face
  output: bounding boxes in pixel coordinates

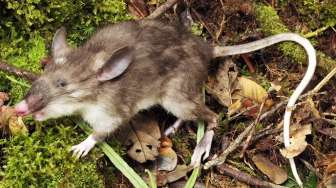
[15,59,96,121]
[14,27,134,121]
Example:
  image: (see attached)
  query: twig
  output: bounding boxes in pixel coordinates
[0,60,39,81]
[252,127,282,142]
[229,104,258,120]
[216,164,285,188]
[300,159,323,179]
[304,24,335,38]
[204,121,255,169]
[240,99,266,157]
[320,117,336,126]
[241,54,256,73]
[190,8,217,40]
[204,91,325,170]
[311,65,336,94]
[147,0,180,19]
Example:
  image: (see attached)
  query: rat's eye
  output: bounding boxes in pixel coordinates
[56,79,67,87]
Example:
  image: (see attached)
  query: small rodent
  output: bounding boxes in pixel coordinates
[14,19,315,166]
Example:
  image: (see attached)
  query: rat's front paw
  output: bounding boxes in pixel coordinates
[190,130,214,167]
[70,135,97,159]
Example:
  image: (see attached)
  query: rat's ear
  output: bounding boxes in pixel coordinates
[52,27,72,65]
[96,46,134,81]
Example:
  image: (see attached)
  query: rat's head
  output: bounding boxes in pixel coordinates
[15,27,134,121]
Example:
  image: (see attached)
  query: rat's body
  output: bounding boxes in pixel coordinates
[15,19,217,162]
[15,19,315,166]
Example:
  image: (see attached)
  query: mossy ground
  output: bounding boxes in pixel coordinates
[1,0,336,187]
[0,0,130,187]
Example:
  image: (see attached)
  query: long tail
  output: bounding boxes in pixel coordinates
[214,33,316,187]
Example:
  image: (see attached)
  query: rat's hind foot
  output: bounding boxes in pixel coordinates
[190,129,214,167]
[164,118,183,136]
[70,134,97,159]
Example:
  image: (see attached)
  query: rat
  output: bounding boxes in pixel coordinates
[14,19,316,167]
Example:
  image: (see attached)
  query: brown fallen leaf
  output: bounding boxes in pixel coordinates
[316,153,336,188]
[318,153,336,174]
[307,97,321,118]
[122,115,161,163]
[0,92,9,107]
[0,106,28,136]
[228,99,241,116]
[235,77,268,103]
[280,124,312,158]
[269,81,282,92]
[324,174,336,188]
[158,137,177,171]
[252,154,288,184]
[206,59,239,107]
[157,165,193,186]
[9,116,28,136]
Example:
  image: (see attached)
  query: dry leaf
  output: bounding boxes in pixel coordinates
[316,153,336,188]
[123,115,161,163]
[158,137,177,171]
[9,116,28,136]
[157,165,193,186]
[318,153,336,174]
[252,154,288,184]
[206,59,239,107]
[269,82,282,92]
[324,174,336,188]
[0,92,9,107]
[228,100,241,116]
[236,77,268,103]
[307,97,321,118]
[0,106,28,136]
[280,124,312,158]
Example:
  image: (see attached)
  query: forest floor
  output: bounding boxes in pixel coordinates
[116,0,336,187]
[0,0,336,188]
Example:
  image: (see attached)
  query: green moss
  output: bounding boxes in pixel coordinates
[287,0,336,29]
[0,0,130,186]
[255,4,307,64]
[0,125,104,188]
[190,22,204,36]
[255,3,336,72]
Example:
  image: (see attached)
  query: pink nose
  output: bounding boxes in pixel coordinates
[15,100,29,116]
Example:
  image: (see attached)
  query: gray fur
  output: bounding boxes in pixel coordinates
[24,19,217,140]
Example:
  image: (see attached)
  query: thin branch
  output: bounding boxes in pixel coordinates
[216,164,285,188]
[311,65,336,94]
[304,24,335,38]
[240,99,266,157]
[147,0,180,19]
[0,60,38,81]
[204,121,255,169]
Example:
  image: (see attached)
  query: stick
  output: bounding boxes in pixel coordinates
[0,60,39,81]
[147,0,180,19]
[311,65,336,93]
[216,164,285,188]
[240,99,266,157]
[204,121,255,169]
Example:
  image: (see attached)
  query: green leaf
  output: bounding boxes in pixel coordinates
[78,122,149,188]
[145,169,157,188]
[184,121,205,188]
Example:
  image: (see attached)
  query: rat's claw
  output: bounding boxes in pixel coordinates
[70,135,97,159]
[190,130,214,167]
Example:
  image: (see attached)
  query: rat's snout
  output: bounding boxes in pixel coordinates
[15,100,29,116]
[15,94,44,116]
